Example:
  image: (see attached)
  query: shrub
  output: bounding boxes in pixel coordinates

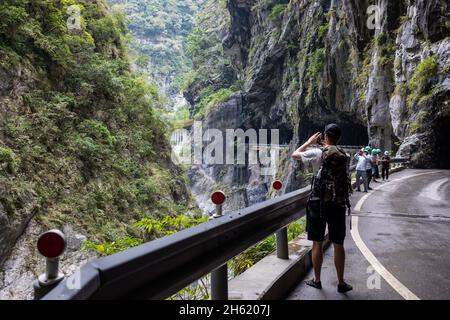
[195,87,235,119]
[407,55,438,108]
[410,110,428,133]
[79,120,116,146]
[318,23,329,41]
[394,83,408,96]
[269,4,288,21]
[306,48,326,82]
[83,213,208,257]
[374,32,387,46]
[408,55,438,95]
[134,214,208,238]
[0,146,17,174]
[82,236,143,256]
[186,27,217,64]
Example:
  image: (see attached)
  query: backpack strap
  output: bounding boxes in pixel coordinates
[334,147,352,212]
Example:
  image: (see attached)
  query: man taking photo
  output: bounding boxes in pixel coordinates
[292,124,353,293]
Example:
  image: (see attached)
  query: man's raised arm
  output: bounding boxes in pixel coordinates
[292,132,321,161]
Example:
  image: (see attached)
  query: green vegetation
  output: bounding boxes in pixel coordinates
[269,4,288,21]
[306,48,326,82]
[83,214,306,299]
[374,32,395,67]
[134,214,208,238]
[82,236,143,256]
[0,146,17,175]
[318,23,329,41]
[83,214,208,256]
[442,62,450,75]
[108,0,204,38]
[252,0,273,12]
[107,0,206,98]
[408,55,438,96]
[405,55,438,108]
[195,87,235,119]
[186,27,218,65]
[162,106,192,129]
[374,32,387,46]
[0,0,195,242]
[410,110,429,133]
[270,29,281,42]
[230,218,306,276]
[181,0,236,119]
[353,41,374,106]
[394,82,408,96]
[399,15,410,25]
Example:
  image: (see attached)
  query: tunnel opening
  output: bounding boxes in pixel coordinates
[433,115,450,169]
[297,118,369,147]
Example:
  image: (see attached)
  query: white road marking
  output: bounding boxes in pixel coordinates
[419,177,449,201]
[351,170,441,300]
[351,216,419,300]
[355,171,442,211]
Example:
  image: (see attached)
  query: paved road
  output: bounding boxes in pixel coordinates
[287,169,450,300]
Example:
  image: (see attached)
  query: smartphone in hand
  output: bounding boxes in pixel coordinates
[317,133,324,146]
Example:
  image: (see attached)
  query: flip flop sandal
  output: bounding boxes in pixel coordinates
[338,283,353,293]
[305,279,322,289]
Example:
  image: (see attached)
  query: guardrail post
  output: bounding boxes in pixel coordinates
[33,230,66,300]
[276,228,289,259]
[211,265,228,300]
[209,191,228,300]
[272,180,289,260]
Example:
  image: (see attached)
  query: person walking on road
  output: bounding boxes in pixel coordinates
[381,151,391,181]
[354,148,370,192]
[364,147,374,190]
[292,124,353,293]
[372,149,381,183]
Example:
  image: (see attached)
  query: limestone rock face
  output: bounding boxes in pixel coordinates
[388,1,449,168]
[0,221,96,300]
[0,0,196,300]
[184,0,449,213]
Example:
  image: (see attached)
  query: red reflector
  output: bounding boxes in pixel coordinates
[37,230,66,258]
[272,180,283,190]
[211,191,226,205]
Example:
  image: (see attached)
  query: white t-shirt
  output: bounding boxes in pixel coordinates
[365,155,374,170]
[300,148,323,173]
[355,154,369,171]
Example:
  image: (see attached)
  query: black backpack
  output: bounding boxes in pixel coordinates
[307,146,352,217]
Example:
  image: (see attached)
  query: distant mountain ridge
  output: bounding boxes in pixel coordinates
[107,0,207,108]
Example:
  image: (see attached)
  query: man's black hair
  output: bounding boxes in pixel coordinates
[324,123,341,144]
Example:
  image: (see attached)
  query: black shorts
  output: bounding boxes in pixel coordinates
[307,203,347,245]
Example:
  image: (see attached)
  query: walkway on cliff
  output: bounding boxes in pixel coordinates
[287,169,450,300]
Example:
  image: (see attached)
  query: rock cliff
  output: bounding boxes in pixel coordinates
[0,0,195,299]
[184,0,449,212]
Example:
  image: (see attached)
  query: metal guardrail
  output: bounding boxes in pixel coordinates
[42,187,310,300]
[40,158,409,300]
[349,157,409,172]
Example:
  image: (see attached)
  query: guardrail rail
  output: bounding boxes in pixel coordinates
[39,158,409,300]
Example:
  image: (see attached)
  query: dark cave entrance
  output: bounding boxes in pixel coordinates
[297,119,369,147]
[433,115,450,169]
